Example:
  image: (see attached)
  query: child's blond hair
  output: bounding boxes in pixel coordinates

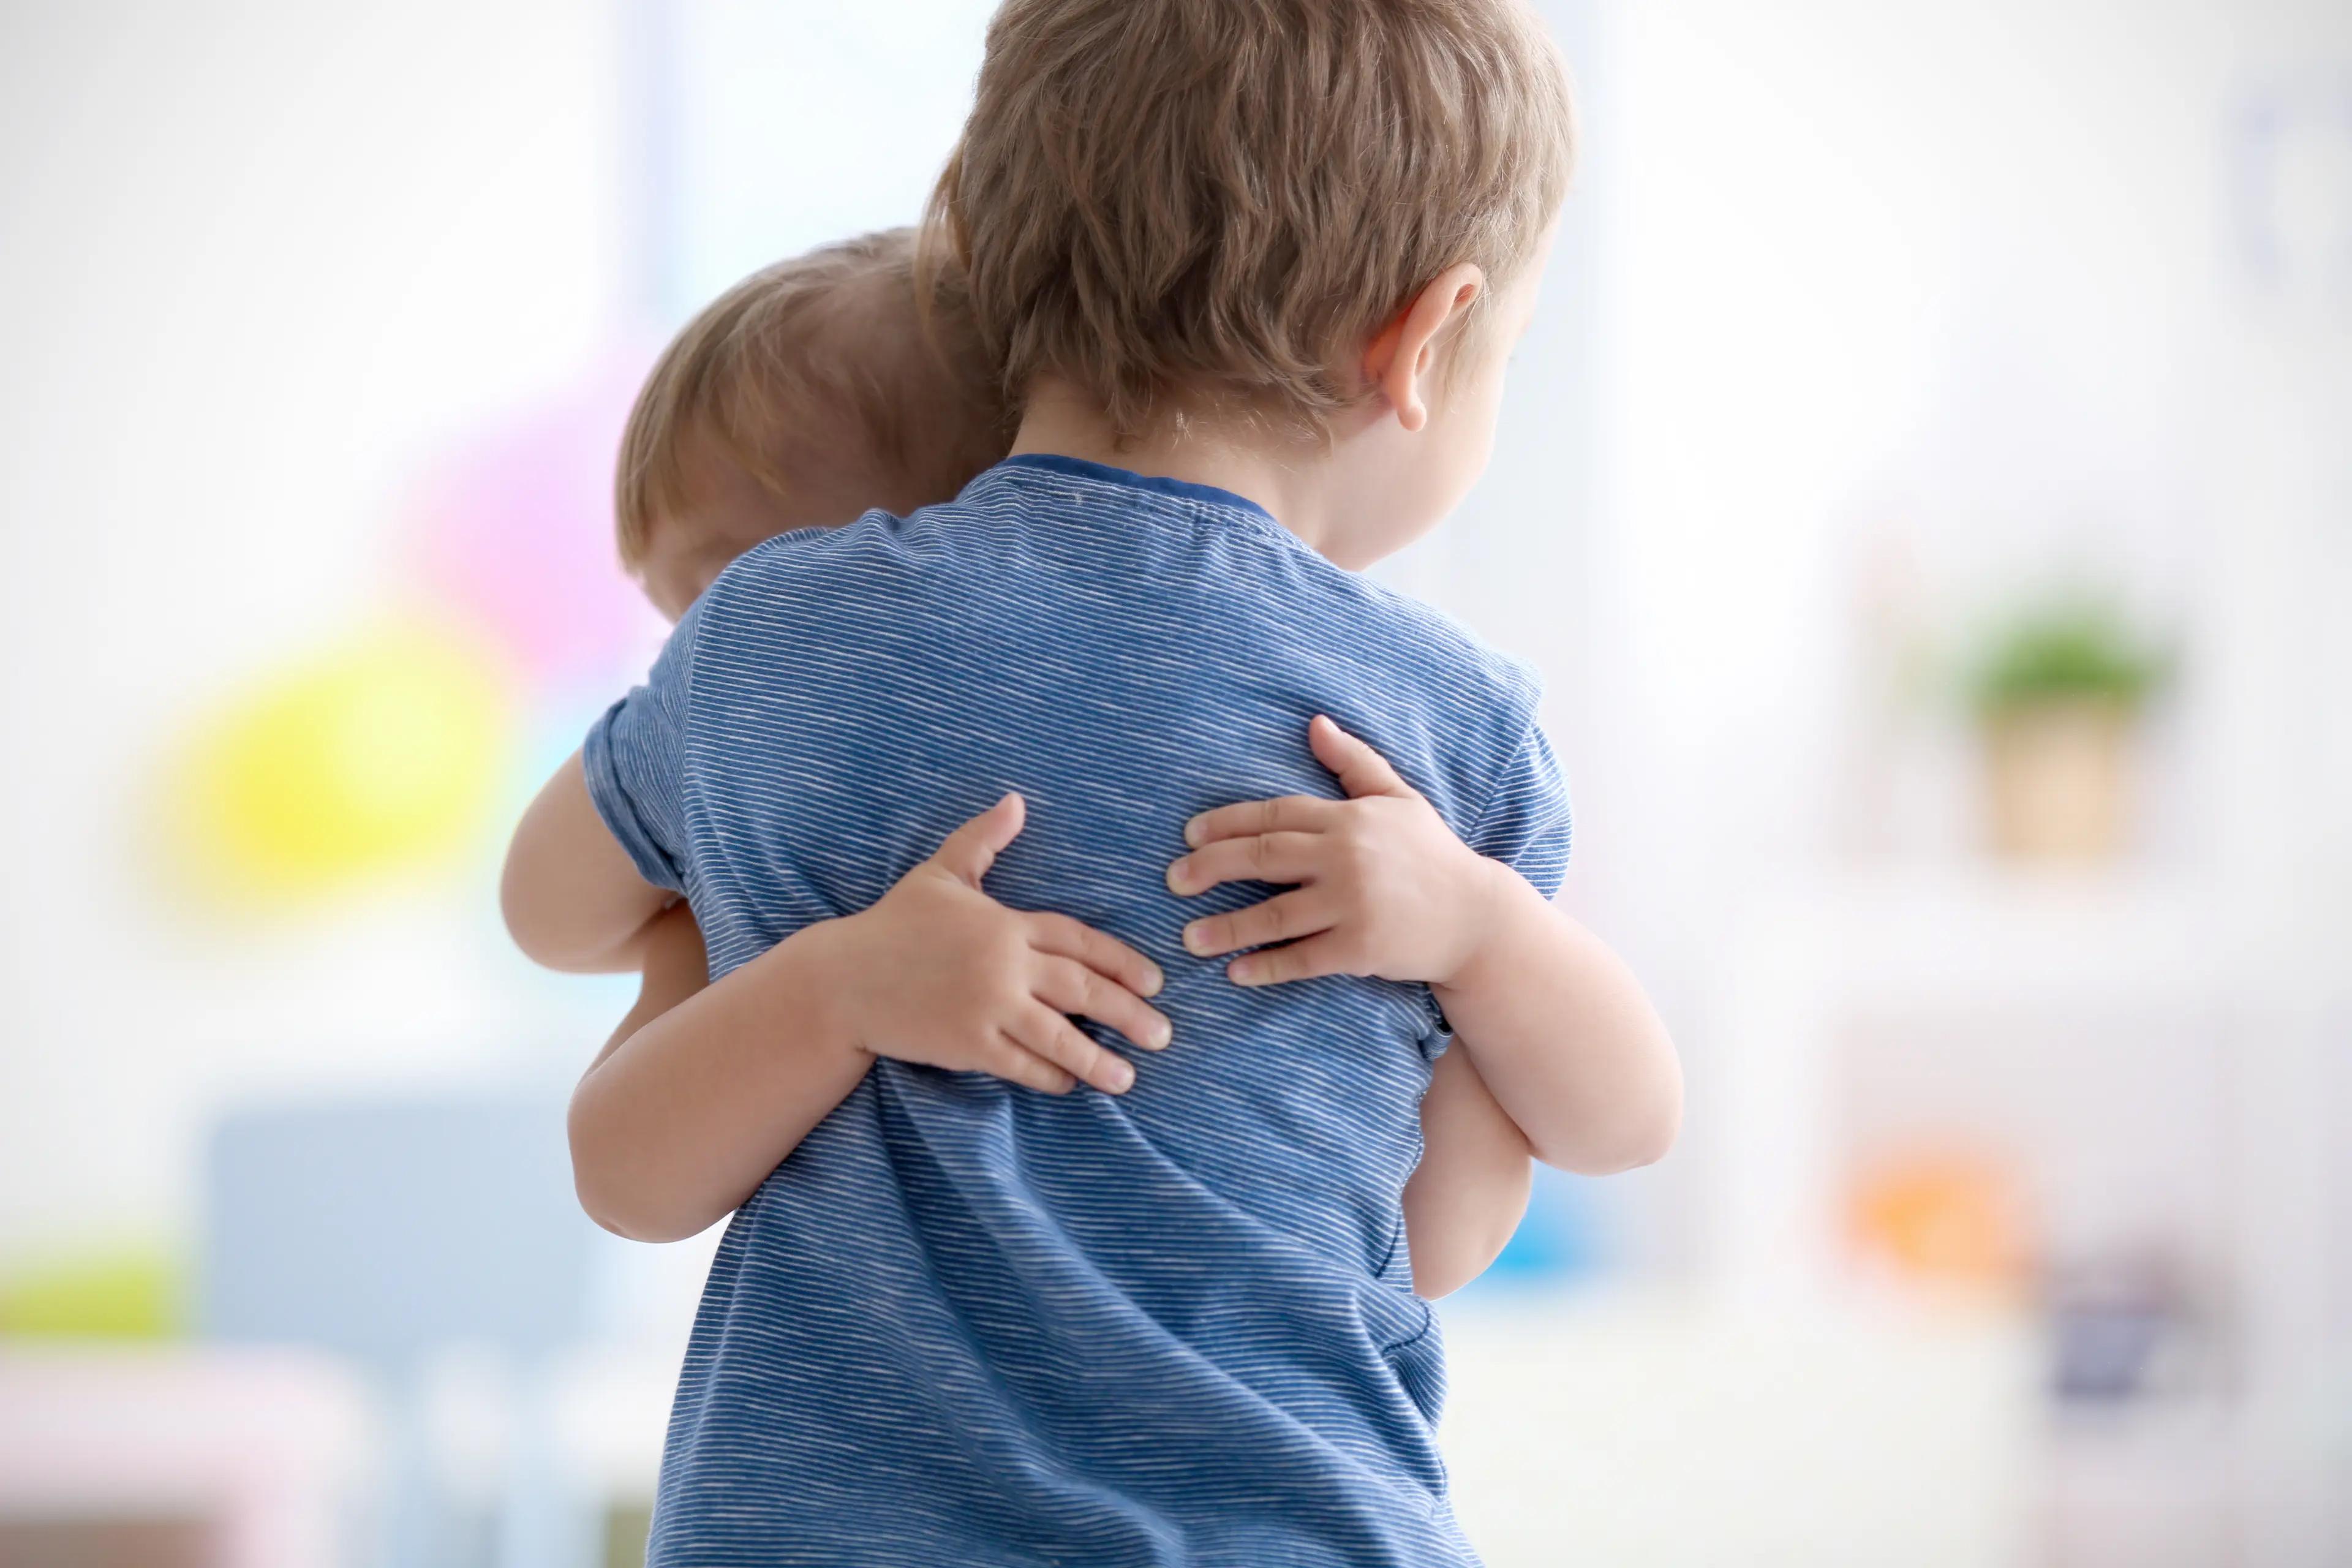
[924,0,1575,440]
[615,228,1012,571]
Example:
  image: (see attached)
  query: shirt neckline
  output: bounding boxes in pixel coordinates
[993,452,1280,526]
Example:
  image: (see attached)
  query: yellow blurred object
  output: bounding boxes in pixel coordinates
[164,621,511,902]
[0,1245,184,1340]
[1849,1152,2029,1290]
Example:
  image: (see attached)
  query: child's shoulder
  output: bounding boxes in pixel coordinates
[1320,567,1547,730]
[692,508,938,619]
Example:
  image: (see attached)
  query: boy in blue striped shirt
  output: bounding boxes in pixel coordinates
[505,2,1679,1562]
[557,226,1551,1300]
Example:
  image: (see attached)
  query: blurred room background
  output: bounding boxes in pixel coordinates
[2,1,2347,1564]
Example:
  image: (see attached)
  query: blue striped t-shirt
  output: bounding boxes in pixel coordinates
[584,454,1570,1567]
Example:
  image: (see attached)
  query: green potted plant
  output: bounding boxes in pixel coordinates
[1967,597,2171,863]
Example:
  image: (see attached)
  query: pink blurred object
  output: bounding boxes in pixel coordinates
[0,1346,372,1568]
[410,344,665,690]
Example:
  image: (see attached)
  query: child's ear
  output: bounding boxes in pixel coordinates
[1362,264,1485,433]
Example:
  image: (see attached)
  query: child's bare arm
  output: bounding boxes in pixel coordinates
[564,795,1172,1242]
[1169,715,1681,1179]
[1401,1044,1534,1297]
[568,906,869,1242]
[1425,866,1681,1175]
[593,901,712,1080]
[502,752,674,973]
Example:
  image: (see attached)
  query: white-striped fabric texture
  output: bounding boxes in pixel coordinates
[584,455,1570,1567]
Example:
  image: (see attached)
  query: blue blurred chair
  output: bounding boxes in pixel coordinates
[200,1093,598,1568]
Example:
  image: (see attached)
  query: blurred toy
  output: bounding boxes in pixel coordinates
[0,1243,182,1340]
[2045,1247,2210,1403]
[409,347,662,690]
[149,344,669,916]
[162,620,510,903]
[1847,1149,2029,1291]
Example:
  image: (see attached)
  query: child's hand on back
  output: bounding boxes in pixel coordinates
[1166,716,1509,989]
[828,794,1172,1095]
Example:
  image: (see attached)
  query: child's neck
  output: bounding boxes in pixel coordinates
[1009,378,1352,561]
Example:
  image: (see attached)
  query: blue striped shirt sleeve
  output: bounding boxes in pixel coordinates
[1469,717,1573,899]
[581,601,701,895]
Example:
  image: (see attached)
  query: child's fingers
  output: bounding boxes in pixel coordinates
[1008,1006,1136,1095]
[1024,911,1164,1000]
[1227,933,1353,987]
[928,793,1027,886]
[1183,794,1339,849]
[1308,715,1417,801]
[982,1030,1079,1096]
[1182,890,1335,959]
[1166,831,1322,897]
[1031,956,1172,1052]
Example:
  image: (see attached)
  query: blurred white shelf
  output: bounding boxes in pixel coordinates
[1703,864,2242,1303]
[1776,866,2229,1015]
[2040,1403,2242,1568]
[1439,1289,2035,1568]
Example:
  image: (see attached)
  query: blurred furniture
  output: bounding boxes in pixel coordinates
[1709,862,2350,1564]
[1441,1291,2035,1567]
[0,1346,369,1568]
[201,1093,596,1568]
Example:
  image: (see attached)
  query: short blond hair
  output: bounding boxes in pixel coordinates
[615,229,1011,571]
[924,0,1575,439]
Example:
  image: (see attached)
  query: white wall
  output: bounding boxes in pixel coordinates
[1498,0,2350,1276]
[0,1,625,1254]
[0,0,1014,1266]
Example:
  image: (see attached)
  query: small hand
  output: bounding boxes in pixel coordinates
[1166,715,1505,987]
[835,794,1171,1094]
